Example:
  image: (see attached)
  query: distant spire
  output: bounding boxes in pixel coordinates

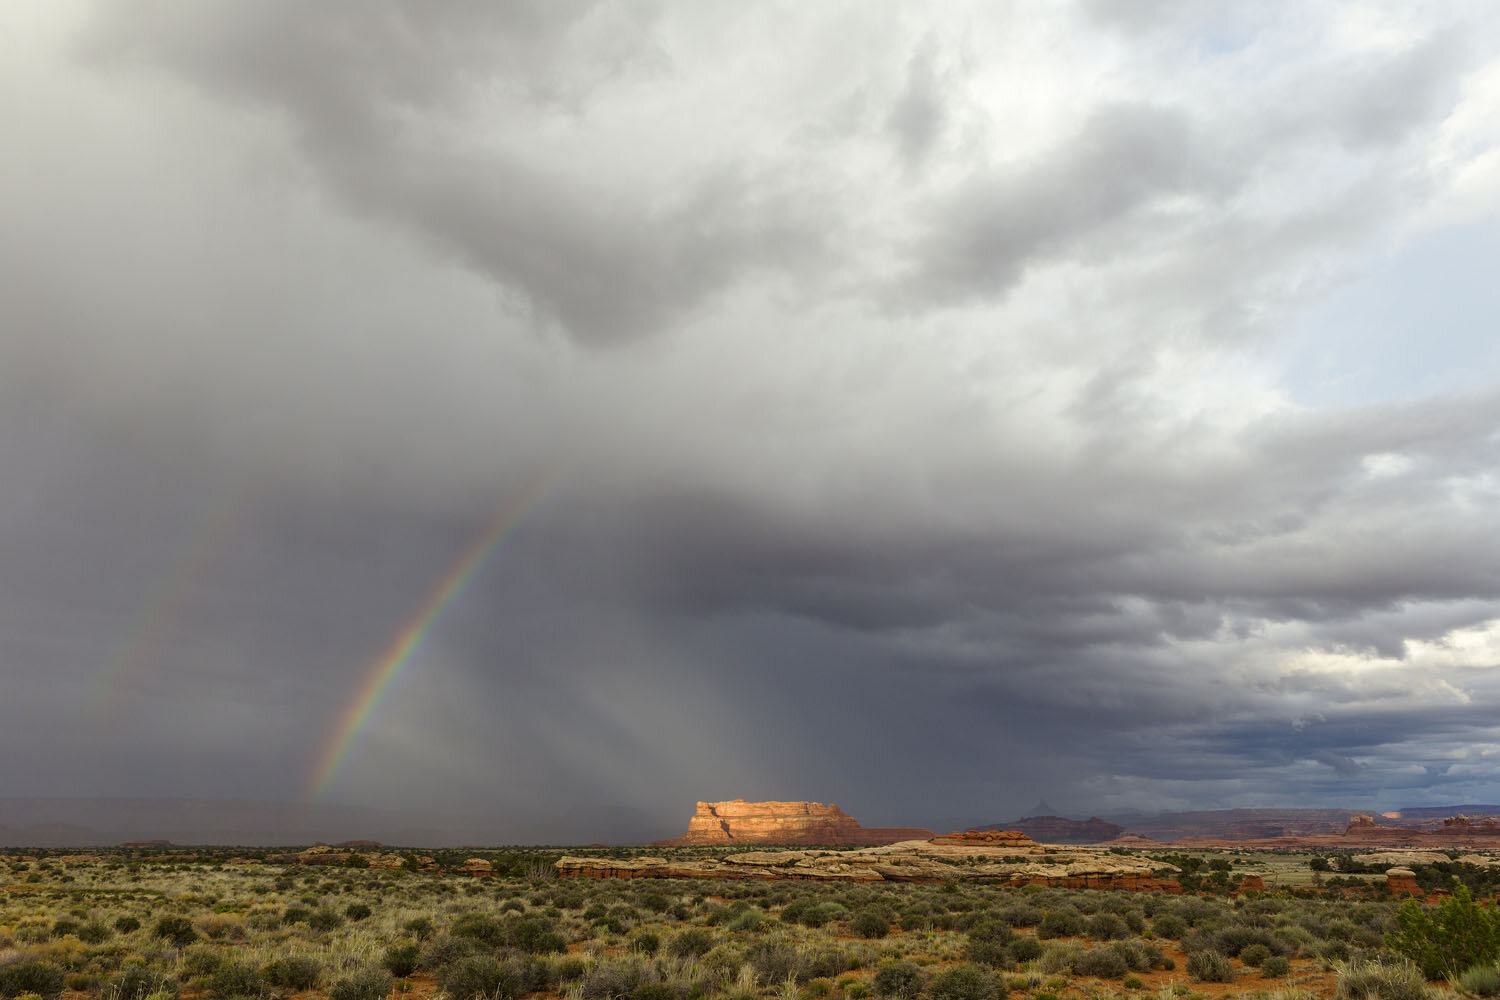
[1028,798,1058,817]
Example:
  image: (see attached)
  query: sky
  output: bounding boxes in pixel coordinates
[3,0,1500,842]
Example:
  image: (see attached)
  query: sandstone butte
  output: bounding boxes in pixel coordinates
[652,800,934,847]
[560,829,1182,890]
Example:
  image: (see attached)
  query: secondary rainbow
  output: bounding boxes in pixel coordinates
[307,477,552,798]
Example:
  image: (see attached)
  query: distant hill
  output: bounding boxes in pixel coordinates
[979,815,1124,843]
[0,798,673,847]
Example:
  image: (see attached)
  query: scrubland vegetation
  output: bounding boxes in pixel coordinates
[1,848,1497,1000]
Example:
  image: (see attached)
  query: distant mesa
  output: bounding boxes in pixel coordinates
[979,815,1126,844]
[335,839,384,848]
[119,840,173,848]
[652,800,934,847]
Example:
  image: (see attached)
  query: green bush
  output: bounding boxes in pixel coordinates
[308,906,345,932]
[963,938,1014,969]
[1387,886,1500,979]
[1086,913,1128,941]
[927,965,995,1000]
[281,906,311,926]
[872,963,926,1000]
[1262,955,1292,978]
[1335,959,1432,1000]
[181,947,224,980]
[439,957,524,1000]
[403,916,434,940]
[851,910,890,939]
[1037,909,1084,940]
[579,960,650,1000]
[345,903,373,922]
[1072,948,1128,979]
[628,984,676,1000]
[1010,937,1043,962]
[262,955,323,991]
[669,929,714,958]
[382,943,421,978]
[109,964,177,1000]
[327,967,392,1000]
[1186,950,1234,983]
[114,916,142,934]
[153,916,198,947]
[631,931,660,956]
[1241,943,1272,967]
[208,959,264,1000]
[77,920,112,944]
[0,960,66,1000]
[1457,965,1500,998]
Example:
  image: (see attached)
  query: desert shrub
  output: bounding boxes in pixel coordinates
[628,984,676,1000]
[963,938,1014,969]
[1037,909,1084,940]
[262,955,323,991]
[927,965,995,1000]
[803,950,854,981]
[1457,965,1500,997]
[439,956,519,1000]
[632,931,660,956]
[108,964,177,1000]
[114,916,141,934]
[669,929,714,958]
[1086,913,1128,941]
[1108,939,1165,972]
[640,893,671,913]
[1335,958,1432,1000]
[1387,886,1500,979]
[281,906,311,926]
[1262,955,1293,978]
[580,960,651,1000]
[851,910,890,939]
[327,967,392,1000]
[1187,951,1234,983]
[77,920,112,944]
[999,903,1042,927]
[307,906,344,932]
[0,960,66,1000]
[747,942,804,985]
[382,943,420,978]
[50,919,80,939]
[503,915,566,954]
[345,903,372,922]
[1037,944,1082,976]
[182,947,224,980]
[403,916,434,940]
[1239,942,1271,967]
[450,913,505,947]
[872,963,926,1000]
[554,958,589,983]
[1073,948,1128,979]
[728,909,766,933]
[426,930,485,964]
[153,916,197,947]
[208,959,264,1000]
[1151,913,1186,939]
[1010,937,1043,962]
[196,914,246,941]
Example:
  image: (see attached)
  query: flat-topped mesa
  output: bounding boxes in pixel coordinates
[653,800,934,846]
[930,829,1037,847]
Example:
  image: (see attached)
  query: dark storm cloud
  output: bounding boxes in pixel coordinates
[81,0,827,347]
[3,0,1499,837]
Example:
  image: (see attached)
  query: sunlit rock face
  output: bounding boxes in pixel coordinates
[652,800,934,846]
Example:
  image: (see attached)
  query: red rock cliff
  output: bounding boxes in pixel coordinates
[653,800,934,846]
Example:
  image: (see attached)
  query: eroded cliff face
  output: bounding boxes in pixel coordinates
[653,800,934,846]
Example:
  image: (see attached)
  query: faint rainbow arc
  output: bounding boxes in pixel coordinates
[306,478,552,799]
[88,489,258,718]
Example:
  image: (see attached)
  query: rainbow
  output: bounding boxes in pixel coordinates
[306,477,552,799]
[88,488,259,718]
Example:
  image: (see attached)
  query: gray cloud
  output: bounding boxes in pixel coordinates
[1,0,1498,837]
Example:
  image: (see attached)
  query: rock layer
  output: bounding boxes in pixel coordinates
[561,832,1180,889]
[653,800,934,846]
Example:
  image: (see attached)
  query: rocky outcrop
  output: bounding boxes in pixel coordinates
[1439,815,1500,835]
[653,801,933,846]
[1386,867,1421,897]
[981,816,1125,844]
[561,832,1180,889]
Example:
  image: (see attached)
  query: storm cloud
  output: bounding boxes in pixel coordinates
[2,0,1499,840]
